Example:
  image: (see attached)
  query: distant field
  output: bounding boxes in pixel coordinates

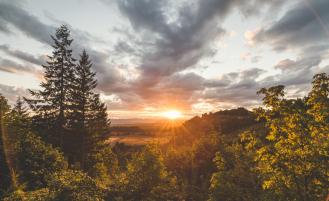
[106,120,183,145]
[106,134,172,145]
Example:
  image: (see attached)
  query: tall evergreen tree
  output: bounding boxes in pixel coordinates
[72,50,97,124]
[25,25,76,151]
[70,50,96,166]
[71,50,110,168]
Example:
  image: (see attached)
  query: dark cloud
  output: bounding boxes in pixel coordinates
[270,52,328,87]
[0,19,11,34]
[112,0,287,108]
[117,0,234,84]
[115,0,286,78]
[253,0,329,51]
[0,1,55,44]
[0,58,41,76]
[110,0,244,110]
[202,68,264,107]
[246,0,329,93]
[0,45,45,65]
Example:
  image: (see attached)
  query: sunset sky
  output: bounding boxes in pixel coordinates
[0,0,328,119]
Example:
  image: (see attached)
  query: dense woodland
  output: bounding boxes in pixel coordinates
[0,25,328,201]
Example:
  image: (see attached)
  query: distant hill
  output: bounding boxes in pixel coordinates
[183,107,256,135]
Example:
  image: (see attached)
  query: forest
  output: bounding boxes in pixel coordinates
[0,25,328,201]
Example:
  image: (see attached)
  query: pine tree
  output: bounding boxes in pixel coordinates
[12,97,28,117]
[70,50,96,128]
[70,50,96,166]
[88,93,110,143]
[70,50,110,168]
[25,25,76,151]
[9,97,30,136]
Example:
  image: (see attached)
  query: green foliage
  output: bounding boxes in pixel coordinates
[163,112,251,201]
[16,132,67,190]
[47,169,105,201]
[3,188,54,201]
[8,97,30,133]
[4,170,106,201]
[109,145,182,201]
[249,73,328,200]
[85,142,119,186]
[209,73,329,201]
[209,139,271,201]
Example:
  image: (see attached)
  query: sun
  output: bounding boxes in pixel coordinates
[162,110,182,120]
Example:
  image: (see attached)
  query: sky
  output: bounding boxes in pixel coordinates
[0,0,328,119]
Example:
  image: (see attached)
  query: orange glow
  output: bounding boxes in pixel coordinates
[162,110,182,120]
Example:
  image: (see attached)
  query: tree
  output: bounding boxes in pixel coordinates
[4,170,106,201]
[87,93,110,144]
[16,132,67,190]
[46,169,105,201]
[209,136,271,201]
[85,142,119,187]
[251,73,329,200]
[7,97,30,144]
[11,97,29,119]
[109,146,182,201]
[0,94,15,195]
[70,50,97,166]
[25,25,76,152]
[70,50,110,168]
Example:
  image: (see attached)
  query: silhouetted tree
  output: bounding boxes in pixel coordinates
[25,25,76,153]
[70,50,111,168]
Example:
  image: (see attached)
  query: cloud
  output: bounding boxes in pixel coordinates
[270,49,328,87]
[116,0,235,84]
[245,0,329,93]
[0,45,45,65]
[90,0,288,112]
[0,19,11,34]
[0,83,29,104]
[0,1,55,44]
[0,58,41,75]
[113,0,287,85]
[253,0,329,51]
